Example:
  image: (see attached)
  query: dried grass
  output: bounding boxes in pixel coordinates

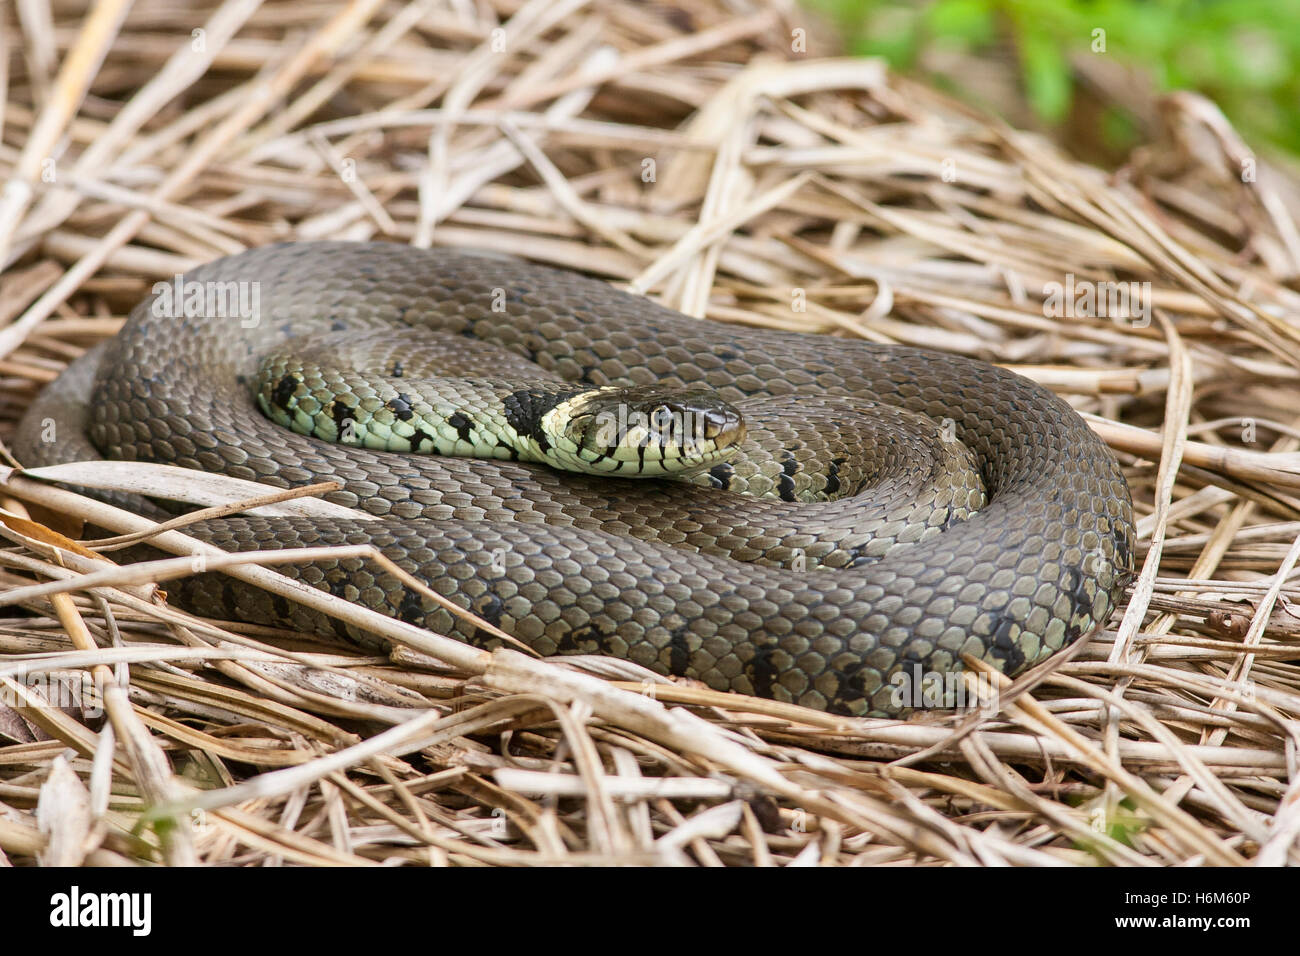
[1,0,1299,866]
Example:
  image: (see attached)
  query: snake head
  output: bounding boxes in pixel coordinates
[542,385,746,476]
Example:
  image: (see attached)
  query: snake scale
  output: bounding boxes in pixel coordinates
[15,241,1134,716]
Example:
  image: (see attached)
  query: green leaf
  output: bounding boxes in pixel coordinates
[1019,29,1073,122]
[925,0,996,43]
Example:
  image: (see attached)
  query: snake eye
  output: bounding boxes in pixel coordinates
[648,404,675,437]
[563,413,593,443]
[567,410,620,450]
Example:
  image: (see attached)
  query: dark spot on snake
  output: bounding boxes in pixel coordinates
[838,662,883,714]
[716,348,737,362]
[778,452,799,502]
[825,697,855,717]
[503,386,586,442]
[988,616,1026,672]
[1061,564,1080,590]
[220,580,238,613]
[824,456,845,495]
[388,394,414,421]
[272,374,299,410]
[397,588,425,626]
[390,361,404,378]
[321,567,349,600]
[845,542,879,567]
[558,623,600,654]
[747,643,779,700]
[707,462,734,490]
[330,318,346,332]
[447,411,473,442]
[1114,524,1133,571]
[331,400,354,435]
[270,593,292,621]
[411,428,437,452]
[1069,568,1095,608]
[1064,619,1085,647]
[668,626,692,677]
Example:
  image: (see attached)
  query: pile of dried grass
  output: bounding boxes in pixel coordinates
[0,0,1298,866]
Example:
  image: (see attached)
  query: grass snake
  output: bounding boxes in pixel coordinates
[14,241,1134,716]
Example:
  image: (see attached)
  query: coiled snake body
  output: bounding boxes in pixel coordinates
[16,242,1134,715]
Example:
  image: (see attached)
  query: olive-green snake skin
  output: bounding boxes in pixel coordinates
[15,241,1134,716]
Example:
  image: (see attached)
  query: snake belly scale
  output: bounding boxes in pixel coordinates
[15,241,1134,716]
